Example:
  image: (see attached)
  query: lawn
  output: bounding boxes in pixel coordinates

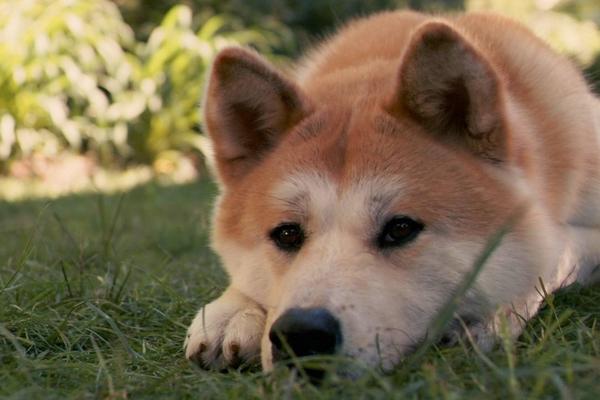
[1,178,599,399]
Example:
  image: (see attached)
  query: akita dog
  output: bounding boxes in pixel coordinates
[184,11,600,375]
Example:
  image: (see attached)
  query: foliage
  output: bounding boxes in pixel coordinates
[0,0,285,171]
[467,0,600,65]
[0,0,137,167]
[128,5,286,165]
[116,0,600,65]
[1,180,599,398]
[1,0,599,174]
[115,0,464,51]
[464,0,600,93]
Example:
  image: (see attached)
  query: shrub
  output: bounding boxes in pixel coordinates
[0,0,288,172]
[128,5,288,166]
[0,0,139,168]
[1,0,598,175]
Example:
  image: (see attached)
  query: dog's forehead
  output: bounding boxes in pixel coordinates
[270,113,413,209]
[270,171,406,223]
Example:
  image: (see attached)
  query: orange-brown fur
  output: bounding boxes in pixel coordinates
[185,11,600,374]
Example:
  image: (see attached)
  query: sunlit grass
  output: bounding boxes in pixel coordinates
[1,178,599,399]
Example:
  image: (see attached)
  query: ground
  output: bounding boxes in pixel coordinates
[1,178,599,399]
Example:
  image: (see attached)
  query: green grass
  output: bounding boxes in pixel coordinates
[1,178,599,399]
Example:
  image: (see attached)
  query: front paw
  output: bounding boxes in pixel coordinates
[184,290,266,370]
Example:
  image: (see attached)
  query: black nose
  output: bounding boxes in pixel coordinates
[269,307,342,362]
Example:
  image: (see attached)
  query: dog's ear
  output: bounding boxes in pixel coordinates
[204,47,312,185]
[386,21,507,162]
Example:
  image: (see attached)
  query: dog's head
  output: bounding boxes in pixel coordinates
[203,22,557,373]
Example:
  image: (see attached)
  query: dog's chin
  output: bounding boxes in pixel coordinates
[270,356,375,383]
[284,318,492,382]
[267,342,425,382]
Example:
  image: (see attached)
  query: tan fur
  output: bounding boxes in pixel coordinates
[184,11,600,374]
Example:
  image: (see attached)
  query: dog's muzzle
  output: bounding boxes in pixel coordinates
[269,307,342,379]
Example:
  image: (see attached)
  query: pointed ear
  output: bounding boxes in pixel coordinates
[385,21,508,162]
[204,47,312,184]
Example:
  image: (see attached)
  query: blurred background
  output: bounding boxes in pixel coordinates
[0,0,599,200]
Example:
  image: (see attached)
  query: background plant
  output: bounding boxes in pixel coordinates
[0,0,288,173]
[0,0,139,169]
[0,0,599,176]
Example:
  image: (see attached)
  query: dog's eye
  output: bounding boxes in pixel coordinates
[269,223,305,252]
[378,216,424,248]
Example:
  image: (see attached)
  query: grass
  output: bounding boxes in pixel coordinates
[1,177,599,399]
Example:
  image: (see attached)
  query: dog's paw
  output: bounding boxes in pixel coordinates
[184,290,266,370]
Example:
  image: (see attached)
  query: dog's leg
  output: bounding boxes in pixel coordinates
[445,296,543,352]
[450,224,600,350]
[184,287,266,369]
[491,224,600,343]
[567,225,600,285]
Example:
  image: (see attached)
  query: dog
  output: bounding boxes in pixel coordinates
[184,10,600,376]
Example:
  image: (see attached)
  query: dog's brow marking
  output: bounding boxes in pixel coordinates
[369,191,401,222]
[271,173,409,233]
[269,192,309,215]
[271,172,337,222]
[345,176,407,224]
